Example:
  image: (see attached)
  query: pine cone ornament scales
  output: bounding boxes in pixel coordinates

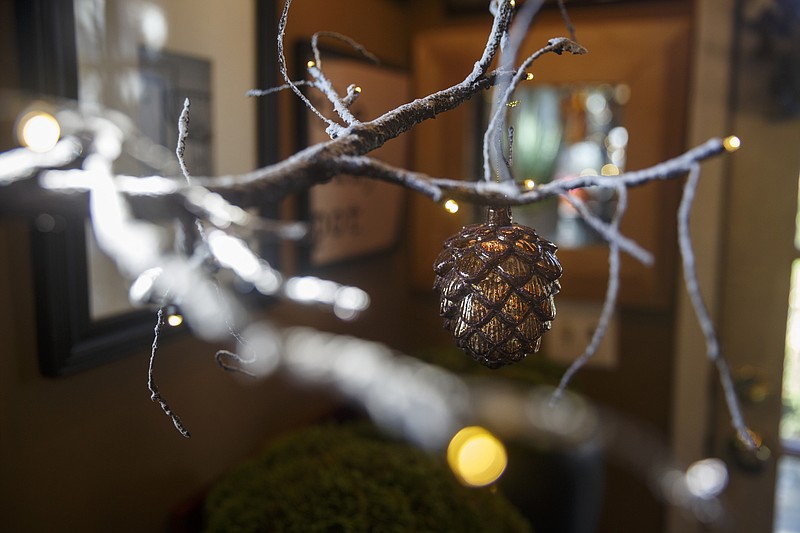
[433,207,562,369]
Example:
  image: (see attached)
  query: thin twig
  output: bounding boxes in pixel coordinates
[484,37,586,182]
[562,192,654,265]
[486,0,546,182]
[556,0,577,43]
[466,0,514,84]
[678,163,756,449]
[148,308,191,438]
[551,184,626,403]
[176,99,192,184]
[306,64,360,126]
[311,31,380,69]
[277,0,344,137]
[213,285,258,377]
[175,99,206,247]
[247,80,315,97]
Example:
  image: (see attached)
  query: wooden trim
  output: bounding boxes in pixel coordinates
[411,4,692,308]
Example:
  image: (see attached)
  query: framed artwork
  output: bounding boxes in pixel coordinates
[297,47,410,268]
[13,0,277,376]
[410,3,692,308]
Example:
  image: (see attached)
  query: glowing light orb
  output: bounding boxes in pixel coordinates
[600,163,620,176]
[686,458,728,498]
[447,426,507,487]
[18,111,60,153]
[444,199,459,214]
[167,314,184,327]
[723,135,741,152]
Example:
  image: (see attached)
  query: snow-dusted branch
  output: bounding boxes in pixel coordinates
[0,0,756,506]
[485,36,586,182]
[310,31,380,69]
[277,0,343,137]
[678,163,756,449]
[552,184,626,402]
[466,0,515,84]
[198,136,728,214]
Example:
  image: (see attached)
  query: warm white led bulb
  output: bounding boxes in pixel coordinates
[447,426,507,487]
[723,135,741,152]
[167,314,184,327]
[18,111,60,152]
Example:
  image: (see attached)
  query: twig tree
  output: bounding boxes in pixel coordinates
[0,0,752,522]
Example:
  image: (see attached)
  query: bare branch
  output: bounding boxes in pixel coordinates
[331,155,444,200]
[678,163,756,449]
[556,0,577,43]
[247,80,315,97]
[342,84,362,107]
[561,192,654,265]
[0,0,750,482]
[552,184,626,403]
[307,63,361,126]
[311,31,380,69]
[277,0,345,137]
[148,308,191,438]
[176,99,192,183]
[0,139,81,184]
[465,0,515,84]
[484,37,587,182]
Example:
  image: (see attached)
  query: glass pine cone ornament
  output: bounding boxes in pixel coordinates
[433,207,562,368]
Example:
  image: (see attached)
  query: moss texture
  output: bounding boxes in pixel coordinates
[203,423,531,533]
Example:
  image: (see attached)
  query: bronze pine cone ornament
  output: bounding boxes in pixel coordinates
[433,207,562,369]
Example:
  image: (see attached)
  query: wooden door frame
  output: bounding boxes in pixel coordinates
[671,0,800,531]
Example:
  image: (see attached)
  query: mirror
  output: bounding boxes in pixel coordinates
[411,7,691,307]
[13,0,277,375]
[475,83,630,248]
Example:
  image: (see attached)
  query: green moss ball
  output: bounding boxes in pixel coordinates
[203,423,531,533]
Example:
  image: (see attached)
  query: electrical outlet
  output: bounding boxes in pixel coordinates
[542,300,618,369]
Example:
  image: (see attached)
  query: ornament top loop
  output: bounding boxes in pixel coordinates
[487,206,512,227]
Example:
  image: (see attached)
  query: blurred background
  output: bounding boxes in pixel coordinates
[0,0,799,531]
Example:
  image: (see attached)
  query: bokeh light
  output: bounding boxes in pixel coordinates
[723,135,741,152]
[444,199,460,214]
[685,458,728,499]
[17,111,61,153]
[167,313,184,327]
[447,426,508,487]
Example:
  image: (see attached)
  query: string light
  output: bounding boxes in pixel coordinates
[444,199,459,214]
[600,163,620,176]
[167,313,184,327]
[506,100,520,108]
[524,179,536,189]
[17,110,61,153]
[306,60,316,68]
[723,135,741,152]
[525,72,534,81]
[354,86,362,93]
[447,426,508,487]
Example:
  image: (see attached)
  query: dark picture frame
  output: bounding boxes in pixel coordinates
[13,0,278,376]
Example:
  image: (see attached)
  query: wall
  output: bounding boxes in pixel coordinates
[0,1,409,531]
[406,3,692,532]
[0,1,745,532]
